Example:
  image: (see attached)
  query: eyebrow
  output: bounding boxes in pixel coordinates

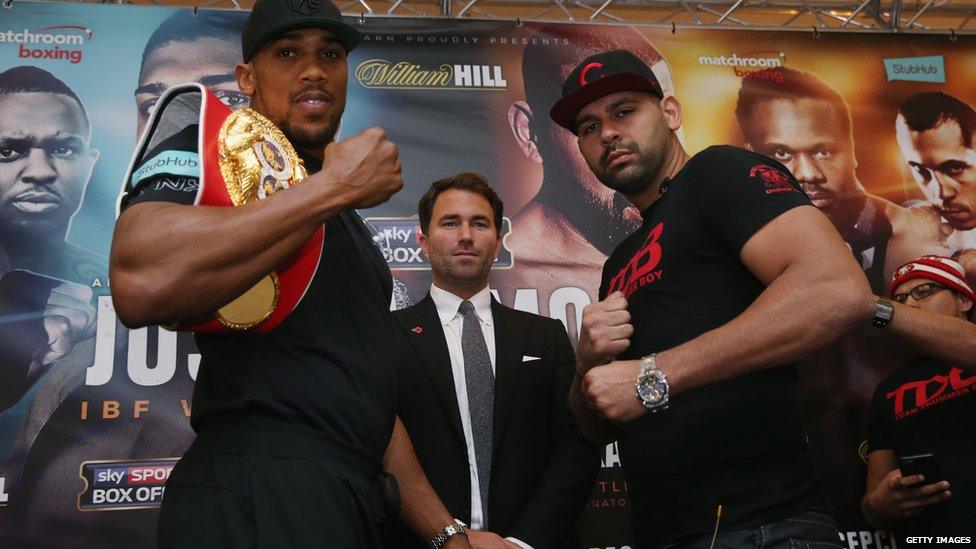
[135,74,237,98]
[134,82,166,96]
[0,135,86,148]
[574,96,641,132]
[937,159,970,170]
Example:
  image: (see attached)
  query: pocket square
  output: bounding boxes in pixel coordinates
[521,355,541,362]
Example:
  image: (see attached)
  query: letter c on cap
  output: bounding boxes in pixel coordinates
[579,62,603,85]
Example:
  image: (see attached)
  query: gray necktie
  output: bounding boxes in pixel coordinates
[459,299,493,526]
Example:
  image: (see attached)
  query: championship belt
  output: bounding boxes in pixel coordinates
[120,84,323,334]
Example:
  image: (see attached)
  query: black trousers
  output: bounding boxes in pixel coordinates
[158,415,391,549]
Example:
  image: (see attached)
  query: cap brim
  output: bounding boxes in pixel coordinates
[549,73,662,132]
[246,19,362,61]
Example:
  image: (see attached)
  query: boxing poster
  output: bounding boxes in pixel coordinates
[1,3,974,547]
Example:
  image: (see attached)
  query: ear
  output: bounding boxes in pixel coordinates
[236,63,256,97]
[81,148,100,186]
[508,101,542,164]
[417,230,430,259]
[960,295,973,315]
[660,95,682,132]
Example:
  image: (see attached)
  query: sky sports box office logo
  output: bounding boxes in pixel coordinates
[78,459,178,510]
[356,59,508,90]
[366,217,514,270]
[1,25,92,64]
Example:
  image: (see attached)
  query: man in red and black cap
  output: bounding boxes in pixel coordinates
[110,0,471,547]
[552,50,878,547]
[862,256,976,542]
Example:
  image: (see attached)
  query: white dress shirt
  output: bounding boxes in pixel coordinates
[428,284,532,549]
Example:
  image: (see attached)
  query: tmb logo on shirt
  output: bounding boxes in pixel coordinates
[750,163,796,195]
[356,59,508,90]
[886,366,976,419]
[1,25,92,64]
[606,222,664,298]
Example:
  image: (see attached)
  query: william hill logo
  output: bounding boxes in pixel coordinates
[355,59,508,90]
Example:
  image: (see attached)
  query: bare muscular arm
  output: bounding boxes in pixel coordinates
[110,128,402,328]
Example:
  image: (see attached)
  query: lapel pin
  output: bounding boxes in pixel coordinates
[411,326,423,334]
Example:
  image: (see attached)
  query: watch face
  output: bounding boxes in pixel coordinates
[637,371,667,406]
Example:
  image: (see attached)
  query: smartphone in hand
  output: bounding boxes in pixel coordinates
[898,452,943,483]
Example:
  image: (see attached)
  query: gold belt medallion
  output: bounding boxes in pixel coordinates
[214,108,309,330]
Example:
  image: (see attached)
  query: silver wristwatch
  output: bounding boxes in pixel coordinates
[872,298,895,328]
[635,353,670,412]
[429,519,467,548]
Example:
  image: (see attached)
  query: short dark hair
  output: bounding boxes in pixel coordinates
[140,9,248,72]
[0,66,88,127]
[735,66,852,143]
[898,92,976,149]
[418,172,504,235]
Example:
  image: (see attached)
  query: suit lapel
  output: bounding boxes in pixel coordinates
[490,298,525,454]
[399,295,465,445]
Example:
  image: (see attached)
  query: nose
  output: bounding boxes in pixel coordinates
[934,172,959,202]
[457,222,474,243]
[791,154,824,185]
[299,57,329,85]
[599,121,621,147]
[22,148,58,185]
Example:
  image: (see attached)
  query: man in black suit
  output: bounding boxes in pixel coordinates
[393,172,599,548]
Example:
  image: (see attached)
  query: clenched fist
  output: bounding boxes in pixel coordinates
[576,291,633,376]
[30,281,96,376]
[582,359,646,423]
[319,127,403,209]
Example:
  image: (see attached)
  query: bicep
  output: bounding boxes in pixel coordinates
[113,202,187,248]
[739,205,855,286]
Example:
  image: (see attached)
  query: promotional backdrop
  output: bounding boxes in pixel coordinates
[1,2,974,547]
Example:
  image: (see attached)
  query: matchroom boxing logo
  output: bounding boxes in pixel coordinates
[697,50,785,80]
[355,59,508,90]
[0,25,92,64]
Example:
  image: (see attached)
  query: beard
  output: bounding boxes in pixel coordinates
[278,109,342,152]
[592,139,665,196]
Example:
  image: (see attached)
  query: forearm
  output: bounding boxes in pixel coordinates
[570,374,615,445]
[110,176,350,327]
[659,265,874,394]
[885,299,976,368]
[860,490,899,530]
[383,417,458,541]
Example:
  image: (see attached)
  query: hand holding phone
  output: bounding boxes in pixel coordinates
[898,452,944,484]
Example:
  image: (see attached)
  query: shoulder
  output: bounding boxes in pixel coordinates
[493,301,565,333]
[392,295,433,324]
[686,145,793,181]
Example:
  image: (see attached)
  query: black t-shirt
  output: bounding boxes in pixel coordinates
[119,92,398,462]
[599,146,826,547]
[867,356,976,538]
